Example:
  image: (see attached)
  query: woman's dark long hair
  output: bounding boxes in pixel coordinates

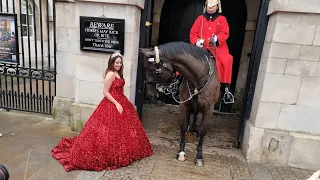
[104,55,124,79]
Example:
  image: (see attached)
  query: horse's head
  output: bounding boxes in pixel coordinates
[139,47,176,98]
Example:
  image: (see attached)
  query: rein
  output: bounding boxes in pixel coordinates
[172,54,213,104]
[146,43,216,104]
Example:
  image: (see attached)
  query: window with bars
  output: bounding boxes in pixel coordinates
[21,0,34,37]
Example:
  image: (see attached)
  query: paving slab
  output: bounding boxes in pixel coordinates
[0,110,316,180]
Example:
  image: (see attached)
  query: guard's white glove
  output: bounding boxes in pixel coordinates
[210,34,218,44]
[196,39,204,48]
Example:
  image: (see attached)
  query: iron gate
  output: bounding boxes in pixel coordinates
[0,0,56,114]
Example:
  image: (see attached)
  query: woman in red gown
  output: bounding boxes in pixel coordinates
[51,51,154,172]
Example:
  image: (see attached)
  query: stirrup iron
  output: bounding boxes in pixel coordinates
[223,87,234,104]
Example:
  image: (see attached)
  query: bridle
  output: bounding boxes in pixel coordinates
[145,44,215,104]
[145,46,180,96]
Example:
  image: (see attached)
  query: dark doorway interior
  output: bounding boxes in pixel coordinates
[157,0,247,113]
[136,0,268,149]
[158,0,205,44]
[221,0,247,113]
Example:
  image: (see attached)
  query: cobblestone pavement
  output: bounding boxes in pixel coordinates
[142,103,239,149]
[0,110,315,180]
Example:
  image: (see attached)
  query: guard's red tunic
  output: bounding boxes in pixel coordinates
[190,13,233,84]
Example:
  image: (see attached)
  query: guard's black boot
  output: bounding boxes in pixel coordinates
[222,84,235,104]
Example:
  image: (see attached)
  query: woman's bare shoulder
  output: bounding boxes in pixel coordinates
[105,71,115,81]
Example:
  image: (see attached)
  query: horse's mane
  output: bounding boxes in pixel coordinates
[158,41,208,62]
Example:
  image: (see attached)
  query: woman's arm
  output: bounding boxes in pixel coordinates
[103,71,119,105]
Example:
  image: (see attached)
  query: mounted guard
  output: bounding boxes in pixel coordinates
[190,0,234,108]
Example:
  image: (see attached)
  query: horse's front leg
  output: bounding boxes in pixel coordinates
[194,107,212,167]
[176,104,190,162]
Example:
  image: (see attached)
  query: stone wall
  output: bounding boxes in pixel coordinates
[53,0,144,131]
[151,0,164,46]
[242,0,320,170]
[150,0,261,111]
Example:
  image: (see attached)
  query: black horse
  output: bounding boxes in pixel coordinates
[140,41,220,166]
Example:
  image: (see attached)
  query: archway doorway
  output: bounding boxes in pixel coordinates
[136,0,267,149]
[156,0,247,111]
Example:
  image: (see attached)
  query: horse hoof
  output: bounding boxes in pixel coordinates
[195,158,204,167]
[176,151,186,162]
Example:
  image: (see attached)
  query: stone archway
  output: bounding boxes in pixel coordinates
[157,0,248,111]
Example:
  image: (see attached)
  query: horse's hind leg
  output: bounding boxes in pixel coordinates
[191,95,199,136]
[185,112,198,143]
[176,104,190,162]
[191,112,198,136]
[194,109,211,167]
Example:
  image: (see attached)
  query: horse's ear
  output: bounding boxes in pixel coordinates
[139,47,155,57]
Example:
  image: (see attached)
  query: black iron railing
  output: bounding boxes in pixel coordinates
[0,0,56,114]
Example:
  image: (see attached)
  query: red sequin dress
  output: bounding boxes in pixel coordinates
[51,77,154,172]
